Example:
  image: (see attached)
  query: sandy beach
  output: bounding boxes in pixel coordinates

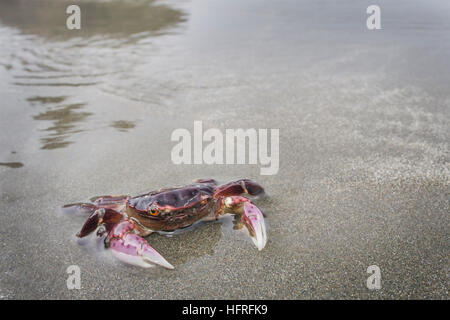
[0,0,448,299]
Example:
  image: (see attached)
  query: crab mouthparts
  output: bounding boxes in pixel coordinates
[242,203,267,251]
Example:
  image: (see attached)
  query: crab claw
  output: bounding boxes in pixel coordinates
[76,208,123,238]
[241,202,267,251]
[224,196,267,251]
[109,222,173,269]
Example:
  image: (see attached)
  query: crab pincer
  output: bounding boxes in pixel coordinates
[73,208,173,269]
[241,202,267,251]
[109,221,174,269]
[224,196,267,251]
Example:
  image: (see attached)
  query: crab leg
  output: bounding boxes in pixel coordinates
[62,195,129,216]
[62,202,98,215]
[109,220,174,269]
[91,195,129,211]
[224,196,267,251]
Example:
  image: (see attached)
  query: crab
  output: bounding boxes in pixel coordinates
[63,179,267,269]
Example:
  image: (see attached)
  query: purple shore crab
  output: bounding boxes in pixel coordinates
[63,179,267,269]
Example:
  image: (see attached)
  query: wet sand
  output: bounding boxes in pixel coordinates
[0,0,449,299]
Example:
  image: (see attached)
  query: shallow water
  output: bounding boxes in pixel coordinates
[0,0,449,299]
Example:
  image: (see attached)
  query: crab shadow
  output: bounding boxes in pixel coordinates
[145,220,224,267]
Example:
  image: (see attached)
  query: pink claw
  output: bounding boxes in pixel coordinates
[242,202,267,251]
[109,221,174,269]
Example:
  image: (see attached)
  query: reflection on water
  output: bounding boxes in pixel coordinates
[28,96,93,150]
[16,81,98,87]
[28,96,67,104]
[0,0,186,151]
[0,0,185,39]
[0,162,24,168]
[110,120,136,132]
[33,102,92,149]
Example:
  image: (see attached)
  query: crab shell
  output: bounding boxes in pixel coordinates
[125,182,219,231]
